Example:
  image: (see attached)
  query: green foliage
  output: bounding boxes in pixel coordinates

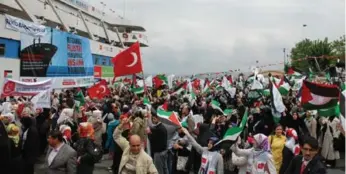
[290,36,345,73]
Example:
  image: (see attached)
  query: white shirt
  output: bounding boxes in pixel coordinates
[48,143,64,166]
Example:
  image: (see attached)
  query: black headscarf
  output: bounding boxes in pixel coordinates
[197,123,215,146]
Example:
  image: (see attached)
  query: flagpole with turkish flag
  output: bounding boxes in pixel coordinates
[111,42,149,95]
[112,41,143,78]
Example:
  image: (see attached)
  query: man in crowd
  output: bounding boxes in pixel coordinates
[113,117,158,174]
[285,136,327,174]
[148,110,168,174]
[46,130,77,174]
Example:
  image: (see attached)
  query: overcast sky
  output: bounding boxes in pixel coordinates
[96,0,344,75]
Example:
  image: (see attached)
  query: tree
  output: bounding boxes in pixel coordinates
[290,36,344,73]
[331,35,345,58]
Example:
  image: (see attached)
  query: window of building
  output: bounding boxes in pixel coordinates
[102,58,107,65]
[0,44,5,56]
[94,57,99,65]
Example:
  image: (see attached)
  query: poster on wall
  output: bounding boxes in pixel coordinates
[20,28,94,88]
[20,28,55,77]
[20,29,94,77]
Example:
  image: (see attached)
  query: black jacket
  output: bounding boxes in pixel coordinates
[0,122,11,174]
[149,122,167,154]
[21,127,40,164]
[284,155,326,174]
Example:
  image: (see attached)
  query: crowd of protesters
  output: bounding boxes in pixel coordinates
[0,71,345,174]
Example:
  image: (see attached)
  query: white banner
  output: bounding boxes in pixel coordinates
[1,79,52,97]
[20,76,95,89]
[5,14,47,37]
[31,89,51,109]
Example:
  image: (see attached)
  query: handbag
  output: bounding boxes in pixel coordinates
[176,156,188,171]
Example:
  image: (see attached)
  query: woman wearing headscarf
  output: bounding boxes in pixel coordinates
[74,122,96,174]
[185,123,215,173]
[182,127,224,174]
[268,124,286,173]
[304,111,317,139]
[35,108,50,155]
[130,109,147,146]
[0,115,11,174]
[279,128,300,174]
[230,138,248,174]
[88,110,106,147]
[7,123,23,174]
[280,112,309,145]
[319,115,341,168]
[231,133,277,174]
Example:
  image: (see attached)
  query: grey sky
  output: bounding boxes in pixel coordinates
[97,0,345,75]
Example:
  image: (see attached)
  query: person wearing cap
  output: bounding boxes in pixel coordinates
[181,127,224,174]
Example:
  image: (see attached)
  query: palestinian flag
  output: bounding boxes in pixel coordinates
[287,67,303,78]
[339,90,345,131]
[202,83,210,94]
[211,100,225,115]
[158,101,168,111]
[318,105,339,117]
[74,91,85,106]
[246,74,255,84]
[153,74,168,88]
[301,80,339,110]
[262,89,270,96]
[171,81,187,95]
[274,76,291,96]
[131,87,144,95]
[74,91,85,113]
[157,109,181,126]
[270,82,286,123]
[215,108,248,145]
[188,90,197,105]
[143,97,151,109]
[223,109,233,115]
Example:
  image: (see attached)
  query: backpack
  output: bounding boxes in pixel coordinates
[87,140,103,163]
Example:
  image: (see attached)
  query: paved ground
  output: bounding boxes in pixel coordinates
[35,154,345,174]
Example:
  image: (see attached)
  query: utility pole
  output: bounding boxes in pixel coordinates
[283,48,286,64]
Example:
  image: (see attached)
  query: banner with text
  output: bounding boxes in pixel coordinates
[5,15,47,37]
[1,79,52,97]
[20,77,95,89]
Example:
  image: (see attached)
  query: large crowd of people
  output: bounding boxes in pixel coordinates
[0,72,344,174]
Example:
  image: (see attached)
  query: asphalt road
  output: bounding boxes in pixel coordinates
[35,155,345,174]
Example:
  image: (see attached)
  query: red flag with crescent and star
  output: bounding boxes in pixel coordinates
[112,42,143,77]
[87,80,110,99]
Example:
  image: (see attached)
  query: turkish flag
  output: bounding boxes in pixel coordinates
[87,80,110,99]
[112,42,143,77]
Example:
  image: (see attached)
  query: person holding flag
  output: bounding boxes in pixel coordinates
[181,126,224,174]
[231,133,277,174]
